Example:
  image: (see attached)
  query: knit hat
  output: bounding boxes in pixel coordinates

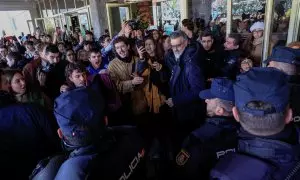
[250,22,264,32]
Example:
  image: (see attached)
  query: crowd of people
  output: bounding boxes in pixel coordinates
[0,14,300,180]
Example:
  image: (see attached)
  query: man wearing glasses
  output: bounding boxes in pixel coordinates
[164,30,206,153]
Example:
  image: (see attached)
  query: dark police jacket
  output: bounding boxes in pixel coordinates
[211,125,300,180]
[176,117,238,180]
[164,44,205,122]
[0,91,59,180]
[289,75,300,126]
[31,126,147,180]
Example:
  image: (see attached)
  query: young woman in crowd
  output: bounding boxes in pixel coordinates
[136,36,171,161]
[137,36,169,115]
[65,49,77,63]
[77,49,89,66]
[152,29,161,43]
[242,21,274,67]
[161,35,171,56]
[1,69,52,111]
[57,42,66,60]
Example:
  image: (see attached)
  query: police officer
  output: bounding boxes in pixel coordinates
[31,86,146,180]
[266,46,300,126]
[211,68,300,180]
[0,69,60,179]
[176,78,238,180]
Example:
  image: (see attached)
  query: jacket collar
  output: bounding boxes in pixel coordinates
[238,125,300,162]
[207,116,238,129]
[238,124,298,144]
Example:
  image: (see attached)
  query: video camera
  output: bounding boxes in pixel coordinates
[126,19,139,30]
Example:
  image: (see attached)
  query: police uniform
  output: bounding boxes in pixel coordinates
[211,68,300,180]
[176,78,238,180]
[31,87,147,180]
[0,91,59,180]
[265,47,300,127]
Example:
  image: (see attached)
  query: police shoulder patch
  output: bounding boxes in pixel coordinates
[176,149,190,166]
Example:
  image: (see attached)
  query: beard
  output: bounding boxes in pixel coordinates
[174,51,183,59]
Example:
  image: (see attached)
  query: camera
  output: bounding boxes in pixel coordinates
[127,20,139,30]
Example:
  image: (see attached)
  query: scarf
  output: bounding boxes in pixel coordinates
[252,37,263,46]
[116,53,133,63]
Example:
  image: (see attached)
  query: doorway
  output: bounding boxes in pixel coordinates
[106,3,131,36]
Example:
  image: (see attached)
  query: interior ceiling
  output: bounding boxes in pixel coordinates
[108,0,151,3]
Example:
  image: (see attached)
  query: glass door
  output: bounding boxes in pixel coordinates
[106,3,131,37]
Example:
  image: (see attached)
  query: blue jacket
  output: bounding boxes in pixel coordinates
[100,35,118,69]
[0,92,59,179]
[86,64,104,75]
[177,117,238,180]
[211,125,300,180]
[31,126,147,180]
[165,44,205,122]
[55,145,98,180]
[221,49,241,80]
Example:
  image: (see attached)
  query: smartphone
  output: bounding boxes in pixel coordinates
[136,39,144,49]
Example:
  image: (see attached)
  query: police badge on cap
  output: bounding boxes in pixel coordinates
[176,149,190,166]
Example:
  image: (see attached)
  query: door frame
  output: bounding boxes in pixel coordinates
[106,2,132,37]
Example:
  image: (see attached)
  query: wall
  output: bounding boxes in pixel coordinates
[0,10,33,36]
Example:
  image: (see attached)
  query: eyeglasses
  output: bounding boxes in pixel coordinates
[171,43,183,50]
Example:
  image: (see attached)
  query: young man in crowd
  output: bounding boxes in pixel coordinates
[61,62,121,115]
[108,36,146,124]
[222,33,242,80]
[176,78,238,180]
[199,31,224,83]
[181,19,198,42]
[24,40,36,60]
[38,44,68,100]
[211,68,300,180]
[86,49,106,75]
